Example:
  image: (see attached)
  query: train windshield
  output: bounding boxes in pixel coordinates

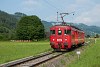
[58,30,62,35]
[64,30,71,35]
[50,30,55,35]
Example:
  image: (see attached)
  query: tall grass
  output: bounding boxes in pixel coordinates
[0,41,51,64]
[68,38,100,67]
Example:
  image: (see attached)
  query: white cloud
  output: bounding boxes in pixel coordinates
[20,0,100,27]
[22,0,41,8]
[74,4,100,26]
[63,0,95,14]
[76,0,90,5]
[20,0,43,14]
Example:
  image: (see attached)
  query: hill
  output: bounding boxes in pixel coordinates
[0,10,100,40]
[0,10,17,29]
[41,21,53,32]
[0,10,26,40]
[73,23,100,36]
[42,21,100,36]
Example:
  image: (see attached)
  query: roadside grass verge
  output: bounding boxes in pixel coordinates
[68,38,100,67]
[0,41,51,64]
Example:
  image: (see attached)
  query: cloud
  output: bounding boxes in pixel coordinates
[63,0,95,15]
[73,4,100,26]
[22,0,41,8]
[76,0,90,5]
[20,0,43,14]
[20,0,100,27]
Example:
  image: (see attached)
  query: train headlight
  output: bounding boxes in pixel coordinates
[53,39,55,41]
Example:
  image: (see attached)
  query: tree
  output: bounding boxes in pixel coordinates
[0,26,11,40]
[95,34,99,38]
[16,15,45,40]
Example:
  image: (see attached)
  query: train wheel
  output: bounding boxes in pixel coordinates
[82,42,85,46]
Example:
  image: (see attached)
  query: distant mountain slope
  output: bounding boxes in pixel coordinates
[0,10,18,29]
[41,21,53,32]
[0,10,26,40]
[0,10,99,38]
[14,12,27,20]
[41,21,100,36]
[74,23,100,35]
[0,10,26,29]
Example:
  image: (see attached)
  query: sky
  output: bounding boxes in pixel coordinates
[0,0,100,27]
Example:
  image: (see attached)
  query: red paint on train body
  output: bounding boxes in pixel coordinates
[50,25,85,51]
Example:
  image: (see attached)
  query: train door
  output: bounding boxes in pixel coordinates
[56,27,64,49]
[63,29,69,48]
[56,28,63,40]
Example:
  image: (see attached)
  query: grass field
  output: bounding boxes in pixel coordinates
[0,41,51,64]
[68,38,100,67]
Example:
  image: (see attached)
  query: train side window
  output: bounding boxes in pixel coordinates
[58,30,62,35]
[64,30,71,35]
[64,30,67,34]
[50,30,55,35]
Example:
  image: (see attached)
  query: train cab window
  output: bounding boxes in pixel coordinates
[64,30,71,35]
[50,30,55,35]
[58,30,62,35]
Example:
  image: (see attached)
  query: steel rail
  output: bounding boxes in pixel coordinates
[21,52,64,67]
[0,51,55,67]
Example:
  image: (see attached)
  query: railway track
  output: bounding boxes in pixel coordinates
[0,51,64,67]
[0,39,91,67]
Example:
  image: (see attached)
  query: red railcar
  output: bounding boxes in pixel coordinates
[50,24,85,51]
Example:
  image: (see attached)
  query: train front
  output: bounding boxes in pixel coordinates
[50,25,71,51]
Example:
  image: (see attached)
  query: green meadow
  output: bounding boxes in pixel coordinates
[68,38,100,67]
[0,41,51,64]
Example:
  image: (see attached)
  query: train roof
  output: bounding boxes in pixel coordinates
[52,24,82,30]
[51,23,84,33]
[71,25,82,31]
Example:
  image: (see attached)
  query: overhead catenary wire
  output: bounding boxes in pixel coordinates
[43,0,62,22]
[43,0,62,12]
[42,0,75,23]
